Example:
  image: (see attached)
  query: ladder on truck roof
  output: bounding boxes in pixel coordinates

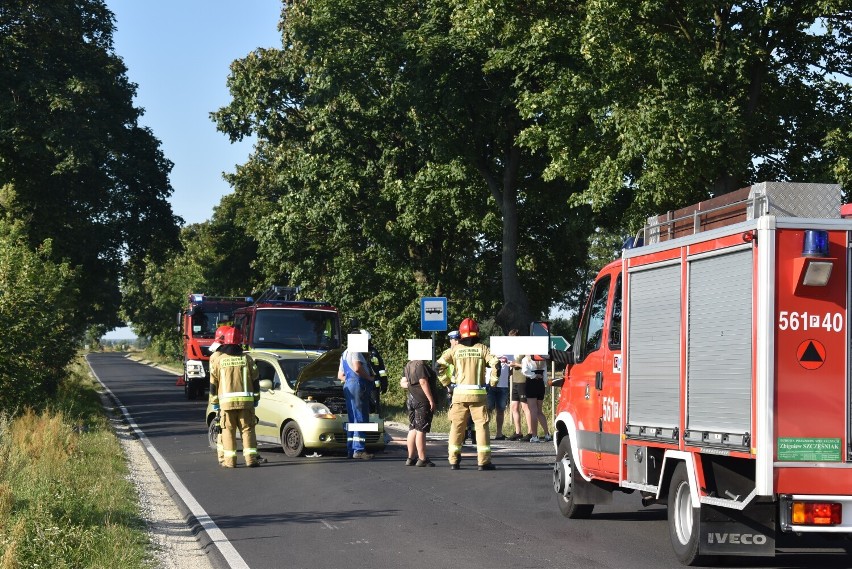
[250,285,331,307]
[252,285,301,304]
[636,181,841,246]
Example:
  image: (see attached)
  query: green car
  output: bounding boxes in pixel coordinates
[206,347,386,457]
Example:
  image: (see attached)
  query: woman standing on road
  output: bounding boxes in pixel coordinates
[522,355,552,442]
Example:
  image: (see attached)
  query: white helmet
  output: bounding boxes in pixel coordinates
[359,329,371,341]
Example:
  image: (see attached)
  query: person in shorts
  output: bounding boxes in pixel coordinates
[404,358,437,467]
[522,354,552,442]
[508,358,532,441]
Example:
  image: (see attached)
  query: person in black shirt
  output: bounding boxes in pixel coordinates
[403,358,437,467]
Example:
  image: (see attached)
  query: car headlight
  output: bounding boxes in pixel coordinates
[306,402,336,419]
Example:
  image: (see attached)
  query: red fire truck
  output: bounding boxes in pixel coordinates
[178,293,251,400]
[550,182,852,564]
[231,286,342,355]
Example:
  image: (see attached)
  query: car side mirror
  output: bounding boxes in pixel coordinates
[259,379,273,391]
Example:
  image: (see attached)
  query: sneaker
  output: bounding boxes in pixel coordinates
[405,457,417,466]
[416,458,435,467]
[508,433,522,441]
[530,436,541,443]
[494,434,506,441]
[520,434,532,442]
[352,451,374,460]
[543,434,552,442]
[477,462,496,471]
[450,463,460,470]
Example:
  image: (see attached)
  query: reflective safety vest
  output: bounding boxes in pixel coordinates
[437,342,498,403]
[210,351,259,410]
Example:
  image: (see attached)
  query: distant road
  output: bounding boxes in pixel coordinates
[87,353,851,569]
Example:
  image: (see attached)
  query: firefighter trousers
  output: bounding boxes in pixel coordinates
[221,407,258,467]
[448,401,491,466]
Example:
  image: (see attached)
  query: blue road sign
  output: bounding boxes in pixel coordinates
[421,297,447,332]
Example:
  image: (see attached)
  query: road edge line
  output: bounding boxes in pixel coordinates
[85,354,249,569]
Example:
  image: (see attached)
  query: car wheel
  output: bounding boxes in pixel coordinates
[207,415,219,451]
[553,436,594,519]
[281,422,305,458]
[668,462,703,565]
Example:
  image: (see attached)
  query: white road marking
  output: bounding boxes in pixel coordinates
[87,355,250,569]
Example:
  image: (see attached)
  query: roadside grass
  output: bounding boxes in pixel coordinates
[0,356,151,569]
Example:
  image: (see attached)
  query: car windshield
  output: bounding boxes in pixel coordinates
[277,359,315,389]
[252,309,340,350]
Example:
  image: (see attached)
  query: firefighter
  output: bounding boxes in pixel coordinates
[437,318,499,470]
[209,325,260,468]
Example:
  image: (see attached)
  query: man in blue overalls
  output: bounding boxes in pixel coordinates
[337,330,375,459]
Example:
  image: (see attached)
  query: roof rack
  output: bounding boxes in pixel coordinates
[253,285,301,304]
[635,182,841,246]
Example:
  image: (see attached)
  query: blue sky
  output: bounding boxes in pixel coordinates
[103,1,282,339]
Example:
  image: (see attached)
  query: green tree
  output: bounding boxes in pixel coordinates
[214,0,593,349]
[519,1,852,228]
[0,223,79,412]
[0,0,181,331]
[122,196,259,358]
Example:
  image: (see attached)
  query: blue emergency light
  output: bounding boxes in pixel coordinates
[802,230,829,257]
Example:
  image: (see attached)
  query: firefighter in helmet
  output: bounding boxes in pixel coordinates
[209,325,260,468]
[437,318,499,470]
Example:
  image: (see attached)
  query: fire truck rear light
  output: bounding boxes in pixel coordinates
[802,230,829,257]
[791,501,842,526]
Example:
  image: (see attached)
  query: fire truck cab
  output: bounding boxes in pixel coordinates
[179,293,252,400]
[552,182,852,564]
[231,286,342,356]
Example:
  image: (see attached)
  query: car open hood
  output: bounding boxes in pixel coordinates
[294,347,345,391]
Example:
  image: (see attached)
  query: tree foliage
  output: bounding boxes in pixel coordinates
[0,223,79,411]
[122,195,259,359]
[213,0,594,356]
[518,0,852,228]
[0,0,181,331]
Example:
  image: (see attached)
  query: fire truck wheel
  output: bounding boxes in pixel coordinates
[185,379,197,400]
[281,422,305,457]
[553,437,593,519]
[668,462,701,565]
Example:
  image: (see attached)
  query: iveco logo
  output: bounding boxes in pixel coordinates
[707,533,767,545]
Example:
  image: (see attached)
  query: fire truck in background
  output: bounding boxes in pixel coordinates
[232,285,342,355]
[549,182,852,564]
[178,293,251,400]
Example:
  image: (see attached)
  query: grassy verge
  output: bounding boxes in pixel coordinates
[0,356,151,569]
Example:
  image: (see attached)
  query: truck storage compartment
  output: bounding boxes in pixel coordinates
[684,247,753,449]
[626,262,681,439]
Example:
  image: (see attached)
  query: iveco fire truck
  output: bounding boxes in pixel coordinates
[178,293,251,400]
[550,182,852,564]
[232,285,342,356]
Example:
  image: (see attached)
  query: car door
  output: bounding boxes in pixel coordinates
[254,356,285,442]
[569,271,612,475]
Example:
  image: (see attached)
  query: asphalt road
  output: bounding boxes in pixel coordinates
[88,353,851,569]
